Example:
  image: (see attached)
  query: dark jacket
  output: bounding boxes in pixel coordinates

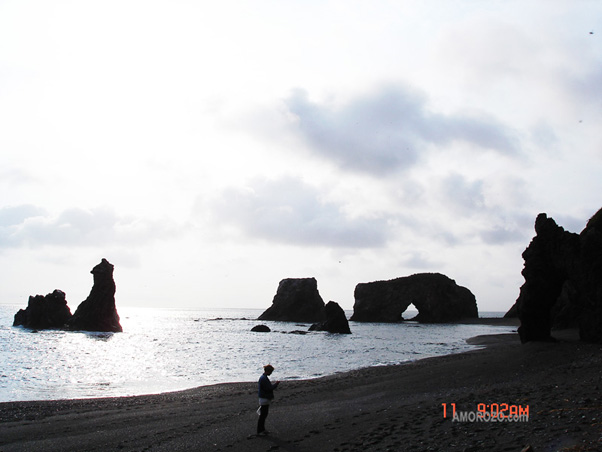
[258,374,279,400]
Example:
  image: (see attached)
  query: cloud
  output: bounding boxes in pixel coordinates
[551,213,592,235]
[435,173,532,245]
[479,225,526,245]
[439,173,486,216]
[0,167,39,187]
[400,251,442,269]
[567,64,602,115]
[0,205,181,249]
[284,85,519,175]
[0,204,47,227]
[529,122,559,150]
[208,177,389,248]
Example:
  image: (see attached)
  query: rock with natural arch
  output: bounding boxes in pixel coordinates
[350,273,478,323]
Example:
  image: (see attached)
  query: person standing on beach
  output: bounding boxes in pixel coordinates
[257,364,279,435]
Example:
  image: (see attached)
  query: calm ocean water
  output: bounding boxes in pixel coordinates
[0,305,515,402]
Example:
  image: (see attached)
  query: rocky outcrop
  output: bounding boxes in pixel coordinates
[350,273,478,323]
[251,324,271,332]
[515,209,602,343]
[258,278,326,323]
[503,303,518,318]
[309,301,351,334]
[13,259,122,333]
[67,259,122,332]
[13,289,72,329]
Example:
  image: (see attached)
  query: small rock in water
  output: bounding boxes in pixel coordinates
[251,325,271,332]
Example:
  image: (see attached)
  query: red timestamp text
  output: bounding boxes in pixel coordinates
[442,403,530,418]
[441,402,457,418]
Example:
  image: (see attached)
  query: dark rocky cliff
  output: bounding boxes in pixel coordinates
[513,209,602,343]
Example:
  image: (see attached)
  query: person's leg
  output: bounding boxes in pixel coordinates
[257,404,269,434]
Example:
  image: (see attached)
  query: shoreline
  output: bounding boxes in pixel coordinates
[2,326,601,451]
[1,316,519,404]
[0,321,517,408]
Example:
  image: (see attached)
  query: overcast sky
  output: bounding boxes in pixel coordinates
[1,1,600,313]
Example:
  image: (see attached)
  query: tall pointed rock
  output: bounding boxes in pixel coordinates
[67,258,122,332]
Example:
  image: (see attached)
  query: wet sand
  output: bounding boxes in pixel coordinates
[1,326,601,452]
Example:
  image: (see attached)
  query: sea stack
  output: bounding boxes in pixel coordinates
[13,289,72,329]
[67,258,123,332]
[513,208,602,343]
[350,273,478,323]
[309,301,351,334]
[258,277,326,323]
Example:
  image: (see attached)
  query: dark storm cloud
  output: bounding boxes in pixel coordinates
[211,177,389,248]
[285,86,519,175]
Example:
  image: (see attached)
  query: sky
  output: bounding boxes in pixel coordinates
[1,0,600,313]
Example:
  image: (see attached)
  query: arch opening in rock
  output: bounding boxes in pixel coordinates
[400,303,419,321]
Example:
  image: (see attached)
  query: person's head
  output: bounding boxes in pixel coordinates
[263,364,274,375]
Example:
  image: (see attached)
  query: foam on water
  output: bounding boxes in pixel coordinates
[0,305,515,402]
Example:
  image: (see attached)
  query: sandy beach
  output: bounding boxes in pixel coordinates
[1,325,601,452]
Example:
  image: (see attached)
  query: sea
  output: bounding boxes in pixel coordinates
[0,305,516,403]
